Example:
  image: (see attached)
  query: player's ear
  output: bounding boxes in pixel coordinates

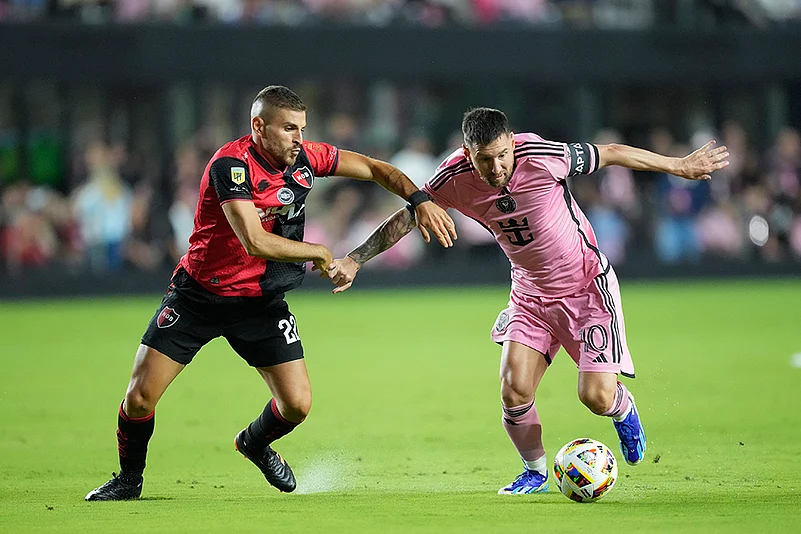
[251,115,264,133]
[462,144,471,160]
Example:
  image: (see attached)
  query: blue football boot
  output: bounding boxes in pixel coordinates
[613,394,646,465]
[497,468,549,495]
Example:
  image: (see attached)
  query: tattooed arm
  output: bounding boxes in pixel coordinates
[335,150,456,247]
[328,207,418,294]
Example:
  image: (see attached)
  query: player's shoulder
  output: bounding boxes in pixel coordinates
[212,135,252,162]
[428,148,473,191]
[513,132,566,162]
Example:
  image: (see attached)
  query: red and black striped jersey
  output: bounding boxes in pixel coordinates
[177,135,339,298]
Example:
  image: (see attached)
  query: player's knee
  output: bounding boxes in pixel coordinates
[278,394,312,423]
[124,388,157,417]
[578,388,613,415]
[501,379,534,408]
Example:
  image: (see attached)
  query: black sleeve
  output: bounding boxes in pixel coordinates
[566,142,600,177]
[209,157,252,203]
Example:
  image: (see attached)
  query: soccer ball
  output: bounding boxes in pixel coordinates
[553,438,618,503]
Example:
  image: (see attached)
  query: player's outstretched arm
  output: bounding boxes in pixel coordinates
[222,200,333,273]
[328,206,417,294]
[335,150,456,247]
[596,141,729,181]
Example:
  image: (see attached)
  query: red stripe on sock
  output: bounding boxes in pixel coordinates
[270,399,306,427]
[270,399,298,426]
[119,402,155,423]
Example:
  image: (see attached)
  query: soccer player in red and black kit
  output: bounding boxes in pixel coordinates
[85,85,457,501]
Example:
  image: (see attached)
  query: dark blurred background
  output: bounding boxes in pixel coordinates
[1,0,800,297]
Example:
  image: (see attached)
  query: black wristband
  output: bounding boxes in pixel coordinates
[407,190,430,208]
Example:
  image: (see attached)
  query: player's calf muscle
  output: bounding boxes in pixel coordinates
[579,394,613,415]
[577,386,615,414]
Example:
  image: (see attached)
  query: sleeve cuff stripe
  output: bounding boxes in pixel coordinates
[591,143,600,173]
[219,197,252,205]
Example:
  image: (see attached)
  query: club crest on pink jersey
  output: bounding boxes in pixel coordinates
[495,310,510,332]
[157,307,180,329]
[496,195,516,214]
[291,166,313,188]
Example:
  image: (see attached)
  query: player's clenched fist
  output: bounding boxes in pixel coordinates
[328,256,361,294]
[310,244,334,276]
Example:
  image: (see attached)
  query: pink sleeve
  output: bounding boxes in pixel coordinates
[302,141,340,176]
[541,142,599,181]
[422,181,456,211]
[421,150,469,210]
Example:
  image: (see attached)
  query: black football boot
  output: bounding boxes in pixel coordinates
[234,429,297,493]
[85,472,143,501]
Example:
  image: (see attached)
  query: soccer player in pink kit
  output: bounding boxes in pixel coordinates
[327,108,729,494]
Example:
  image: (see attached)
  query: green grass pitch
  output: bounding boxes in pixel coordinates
[1,279,800,533]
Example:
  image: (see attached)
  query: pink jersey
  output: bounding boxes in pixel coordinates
[422,132,607,297]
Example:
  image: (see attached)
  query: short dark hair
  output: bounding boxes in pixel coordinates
[461,107,510,147]
[251,85,306,120]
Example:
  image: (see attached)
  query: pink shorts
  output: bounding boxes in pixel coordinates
[490,268,635,377]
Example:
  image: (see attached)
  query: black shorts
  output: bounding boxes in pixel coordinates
[141,269,304,367]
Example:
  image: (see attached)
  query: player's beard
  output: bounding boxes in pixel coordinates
[271,147,300,167]
[484,171,511,188]
[285,144,302,166]
[261,137,300,168]
[284,149,300,166]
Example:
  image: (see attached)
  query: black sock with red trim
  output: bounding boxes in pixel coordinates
[117,402,155,481]
[245,399,301,449]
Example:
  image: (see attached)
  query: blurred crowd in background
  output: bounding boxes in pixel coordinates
[1,0,800,278]
[1,76,800,278]
[2,0,801,27]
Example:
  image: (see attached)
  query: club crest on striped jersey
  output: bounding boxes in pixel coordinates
[495,310,510,332]
[291,166,313,188]
[231,167,246,185]
[496,195,516,214]
[277,187,295,205]
[157,307,180,328]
